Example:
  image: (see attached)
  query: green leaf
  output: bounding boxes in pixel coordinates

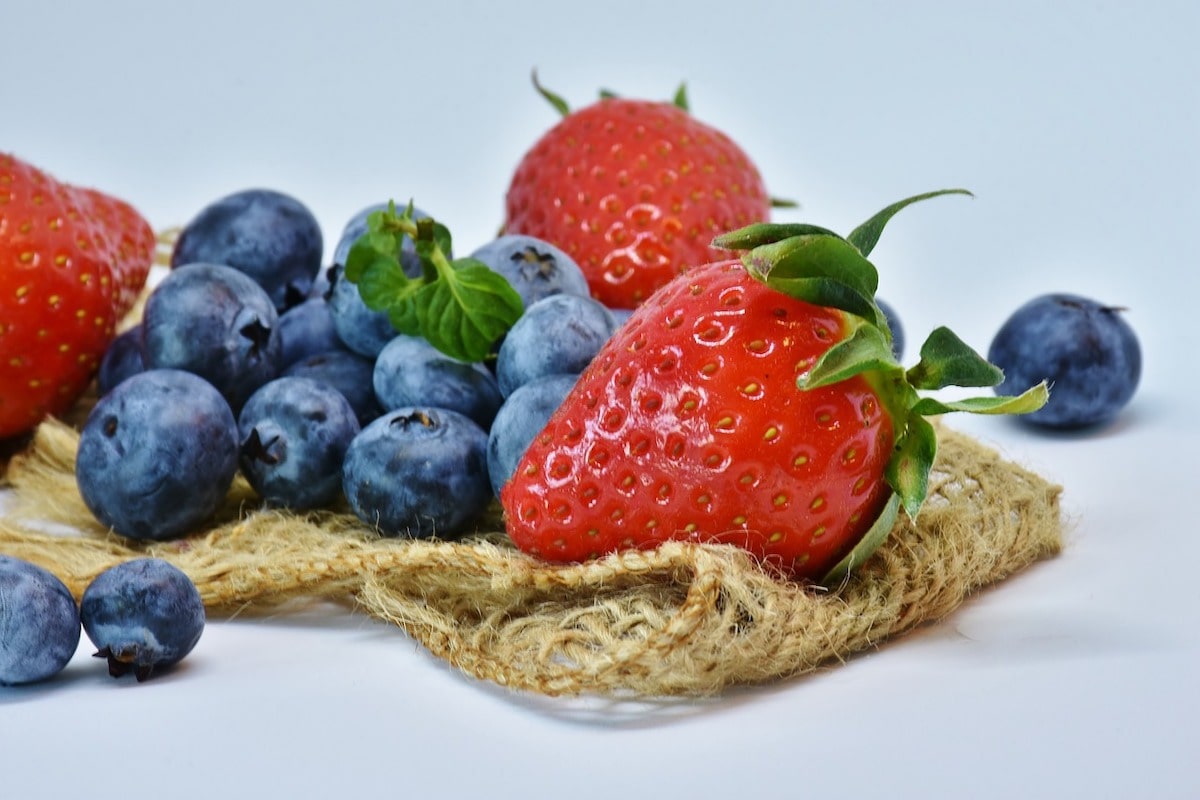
[820,492,900,587]
[712,222,843,251]
[599,88,619,100]
[886,413,938,519]
[415,259,525,362]
[846,189,973,257]
[355,257,410,312]
[745,234,879,300]
[800,323,899,390]
[532,69,570,116]
[673,82,690,112]
[759,276,883,326]
[910,381,1049,417]
[906,326,1003,390]
[386,295,422,338]
[769,196,799,209]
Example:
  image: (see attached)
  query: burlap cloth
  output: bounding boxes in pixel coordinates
[0,412,1062,697]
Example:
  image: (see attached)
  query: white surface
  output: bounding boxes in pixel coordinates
[2,1,1198,797]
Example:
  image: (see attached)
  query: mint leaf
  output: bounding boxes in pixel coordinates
[847,189,973,257]
[906,326,1003,390]
[415,258,524,363]
[355,257,409,312]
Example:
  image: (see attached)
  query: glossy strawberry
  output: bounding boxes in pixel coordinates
[501,191,1048,583]
[0,153,155,438]
[503,79,773,309]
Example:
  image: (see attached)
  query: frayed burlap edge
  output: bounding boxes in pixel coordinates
[0,417,1063,697]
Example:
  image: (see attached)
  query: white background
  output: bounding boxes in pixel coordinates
[2,1,1198,797]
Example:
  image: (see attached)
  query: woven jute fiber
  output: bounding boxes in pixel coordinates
[0,415,1062,697]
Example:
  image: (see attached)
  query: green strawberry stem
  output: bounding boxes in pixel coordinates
[714,190,1049,583]
[345,201,524,363]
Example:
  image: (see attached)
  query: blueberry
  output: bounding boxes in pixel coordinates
[97,325,147,395]
[143,262,282,412]
[495,293,618,396]
[342,408,491,538]
[75,369,239,540]
[988,292,1142,429]
[332,202,438,278]
[238,377,361,510]
[486,373,577,497]
[326,264,397,358]
[469,234,589,308]
[373,335,503,429]
[284,349,383,427]
[0,556,81,686]
[172,188,324,311]
[278,296,344,369]
[80,558,205,681]
[876,297,905,360]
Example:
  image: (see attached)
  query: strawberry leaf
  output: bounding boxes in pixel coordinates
[800,323,899,390]
[746,234,880,300]
[887,413,938,519]
[712,222,842,250]
[760,276,883,327]
[673,82,690,112]
[906,326,1003,390]
[820,492,900,587]
[910,382,1049,417]
[532,69,570,116]
[847,189,973,256]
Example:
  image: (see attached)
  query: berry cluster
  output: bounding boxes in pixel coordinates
[0,556,204,686]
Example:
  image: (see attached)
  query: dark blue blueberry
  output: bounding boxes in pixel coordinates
[342,407,491,538]
[876,297,905,360]
[327,264,397,358]
[373,335,503,429]
[143,262,282,412]
[80,558,205,681]
[495,293,618,397]
[486,373,577,497]
[284,349,383,427]
[171,188,323,311]
[97,325,146,396]
[469,234,589,308]
[988,293,1142,429]
[75,369,239,540]
[332,202,438,277]
[278,296,344,369]
[0,556,81,686]
[238,377,361,510]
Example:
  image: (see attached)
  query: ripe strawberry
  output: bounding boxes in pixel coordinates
[500,191,1048,583]
[503,78,773,309]
[0,153,155,438]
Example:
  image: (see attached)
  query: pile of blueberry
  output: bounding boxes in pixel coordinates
[0,555,204,686]
[79,190,618,543]
[77,188,1144,549]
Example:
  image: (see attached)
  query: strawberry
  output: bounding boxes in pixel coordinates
[500,191,1048,583]
[503,77,774,309]
[0,153,155,439]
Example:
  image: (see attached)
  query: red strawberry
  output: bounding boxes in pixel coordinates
[501,191,1048,583]
[0,153,155,439]
[503,78,773,309]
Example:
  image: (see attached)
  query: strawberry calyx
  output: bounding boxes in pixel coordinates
[345,201,524,363]
[713,190,1049,583]
[531,69,691,117]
